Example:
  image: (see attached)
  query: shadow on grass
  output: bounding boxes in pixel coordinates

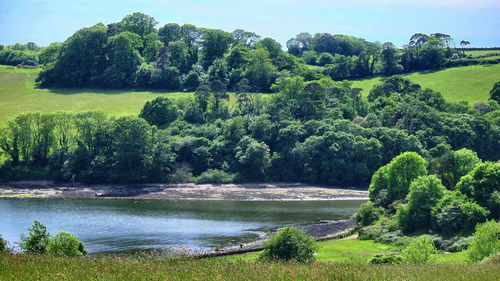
[34,85,186,95]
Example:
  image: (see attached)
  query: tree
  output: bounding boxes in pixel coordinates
[379,42,402,75]
[369,152,427,207]
[37,24,108,87]
[48,231,86,257]
[200,29,233,68]
[245,48,276,92]
[460,40,470,56]
[158,23,181,45]
[260,226,317,262]
[103,31,143,88]
[139,97,179,127]
[397,175,447,232]
[120,12,158,40]
[489,81,500,104]
[231,29,260,48]
[110,117,153,182]
[210,80,229,117]
[19,220,50,254]
[456,162,500,219]
[256,37,282,58]
[235,136,271,181]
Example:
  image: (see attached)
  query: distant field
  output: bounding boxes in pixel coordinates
[465,50,500,57]
[351,64,500,104]
[0,65,200,123]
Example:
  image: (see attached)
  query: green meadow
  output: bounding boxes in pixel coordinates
[0,65,194,123]
[351,64,500,104]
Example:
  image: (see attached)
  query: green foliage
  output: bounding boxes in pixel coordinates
[490,81,500,103]
[369,152,427,207]
[401,236,437,264]
[456,162,500,218]
[194,169,234,184]
[19,220,50,254]
[431,191,489,234]
[368,253,402,264]
[260,227,317,262]
[397,175,446,233]
[139,96,179,127]
[48,231,86,257]
[0,234,6,252]
[355,201,383,226]
[467,220,500,262]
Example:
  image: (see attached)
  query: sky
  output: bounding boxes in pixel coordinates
[0,0,499,48]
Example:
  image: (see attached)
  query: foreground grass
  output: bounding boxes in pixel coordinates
[351,64,500,104]
[224,238,398,263]
[1,252,497,281]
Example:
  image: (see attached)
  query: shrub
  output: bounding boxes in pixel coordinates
[401,236,437,264]
[139,96,179,127]
[260,227,317,262]
[467,220,500,262]
[19,220,50,253]
[368,253,402,264]
[355,201,383,226]
[48,231,86,257]
[0,234,6,252]
[194,169,234,184]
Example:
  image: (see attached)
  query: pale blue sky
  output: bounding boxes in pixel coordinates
[0,0,499,48]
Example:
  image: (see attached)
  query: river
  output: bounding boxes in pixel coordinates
[0,198,362,254]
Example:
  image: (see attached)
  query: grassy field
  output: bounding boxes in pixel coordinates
[1,251,497,281]
[351,64,500,104]
[223,238,467,264]
[465,50,500,57]
[0,65,198,123]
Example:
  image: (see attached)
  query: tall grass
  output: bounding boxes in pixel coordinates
[0,252,498,281]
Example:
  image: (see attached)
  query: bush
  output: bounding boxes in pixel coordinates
[368,253,402,264]
[48,231,86,257]
[260,227,317,262]
[355,201,383,226]
[19,220,50,254]
[401,236,437,264]
[0,234,6,252]
[194,169,234,184]
[467,220,500,262]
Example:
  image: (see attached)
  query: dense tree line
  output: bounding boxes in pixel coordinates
[1,76,499,185]
[26,12,494,92]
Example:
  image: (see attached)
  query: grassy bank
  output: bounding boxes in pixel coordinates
[1,252,497,281]
[351,64,500,104]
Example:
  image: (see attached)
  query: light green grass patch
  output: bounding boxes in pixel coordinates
[222,238,398,263]
[351,64,500,104]
[464,50,500,57]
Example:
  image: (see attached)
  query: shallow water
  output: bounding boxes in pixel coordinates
[0,198,363,254]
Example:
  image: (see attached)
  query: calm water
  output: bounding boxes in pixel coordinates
[0,198,362,254]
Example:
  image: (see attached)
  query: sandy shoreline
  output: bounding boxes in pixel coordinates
[0,181,368,201]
